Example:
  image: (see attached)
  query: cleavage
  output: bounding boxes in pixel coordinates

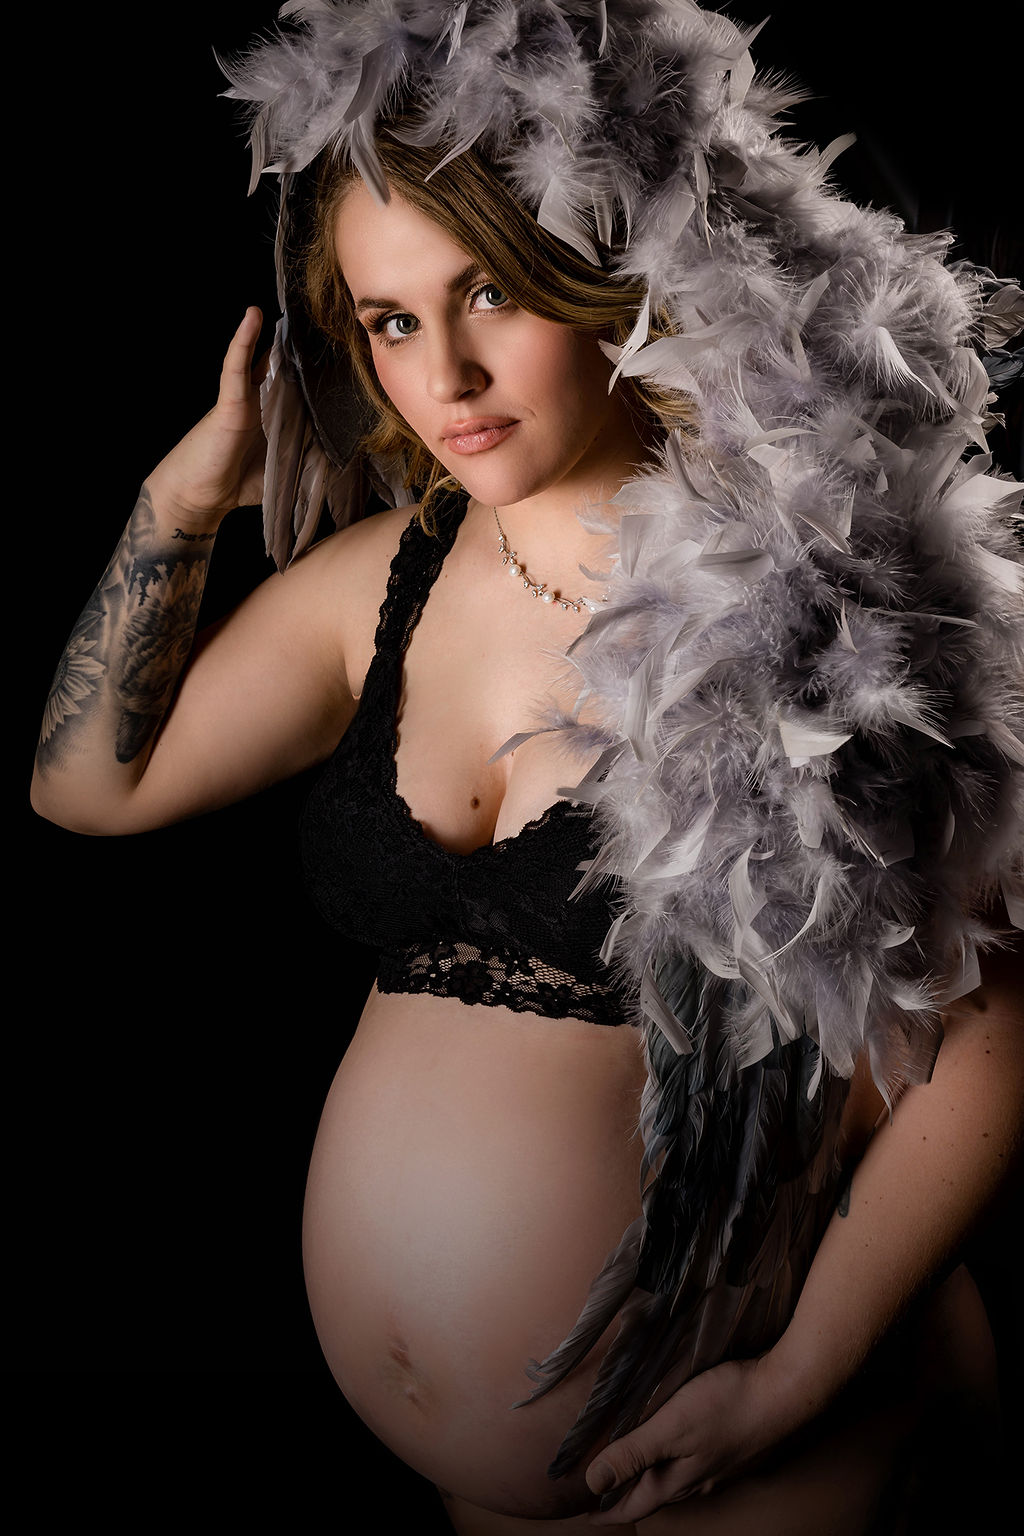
[391,576,571,857]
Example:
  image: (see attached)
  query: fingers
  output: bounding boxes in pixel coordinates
[587,1453,636,1498]
[585,1361,767,1524]
[590,1463,698,1526]
[585,1401,704,1525]
[586,1443,671,1524]
[218,306,265,408]
[586,1399,685,1498]
[146,306,268,518]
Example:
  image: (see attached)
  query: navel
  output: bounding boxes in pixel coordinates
[382,1329,433,1410]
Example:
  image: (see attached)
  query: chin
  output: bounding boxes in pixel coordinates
[440,457,565,510]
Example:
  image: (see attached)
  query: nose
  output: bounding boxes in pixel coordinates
[425,326,488,403]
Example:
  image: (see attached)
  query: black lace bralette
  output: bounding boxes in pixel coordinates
[299,488,626,1026]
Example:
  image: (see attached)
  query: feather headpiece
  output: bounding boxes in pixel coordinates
[222,0,1024,1475]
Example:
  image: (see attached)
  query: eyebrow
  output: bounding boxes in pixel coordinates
[354,262,487,315]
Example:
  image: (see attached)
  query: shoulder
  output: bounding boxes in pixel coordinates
[323,499,420,567]
[273,499,416,609]
[289,501,421,697]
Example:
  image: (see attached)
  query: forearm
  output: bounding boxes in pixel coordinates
[771,958,1023,1420]
[584,966,1021,1522]
[32,308,269,832]
[32,483,221,831]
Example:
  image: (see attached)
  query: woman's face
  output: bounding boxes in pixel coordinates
[334,183,642,510]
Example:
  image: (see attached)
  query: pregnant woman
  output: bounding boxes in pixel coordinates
[33,4,1023,1531]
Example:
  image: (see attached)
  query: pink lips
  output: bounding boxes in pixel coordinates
[441,418,518,455]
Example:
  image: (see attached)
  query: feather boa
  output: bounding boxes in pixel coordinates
[223,0,1024,1474]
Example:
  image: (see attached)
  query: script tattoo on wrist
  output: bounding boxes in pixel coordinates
[38,487,213,770]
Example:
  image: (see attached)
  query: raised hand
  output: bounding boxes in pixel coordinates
[146,306,268,527]
[34,308,271,803]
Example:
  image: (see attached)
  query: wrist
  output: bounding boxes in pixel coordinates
[143,466,228,538]
[764,1318,859,1429]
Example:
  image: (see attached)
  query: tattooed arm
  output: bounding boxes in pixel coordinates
[36,488,217,778]
[32,308,358,833]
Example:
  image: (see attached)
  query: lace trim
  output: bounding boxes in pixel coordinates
[376,939,625,1026]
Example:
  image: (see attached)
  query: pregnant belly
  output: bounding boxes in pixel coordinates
[302,985,648,1519]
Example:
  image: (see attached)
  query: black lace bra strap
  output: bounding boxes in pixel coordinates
[372,487,470,659]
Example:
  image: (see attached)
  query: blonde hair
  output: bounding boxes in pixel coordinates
[303,134,695,526]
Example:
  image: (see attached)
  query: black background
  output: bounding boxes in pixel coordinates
[12,4,1021,1528]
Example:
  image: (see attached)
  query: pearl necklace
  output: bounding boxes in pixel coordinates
[493,507,608,615]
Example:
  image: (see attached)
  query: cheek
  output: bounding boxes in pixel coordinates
[528,333,609,426]
[371,351,421,425]
[369,346,398,397]
[537,328,603,388]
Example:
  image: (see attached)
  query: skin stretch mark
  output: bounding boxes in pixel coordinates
[37,487,214,771]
